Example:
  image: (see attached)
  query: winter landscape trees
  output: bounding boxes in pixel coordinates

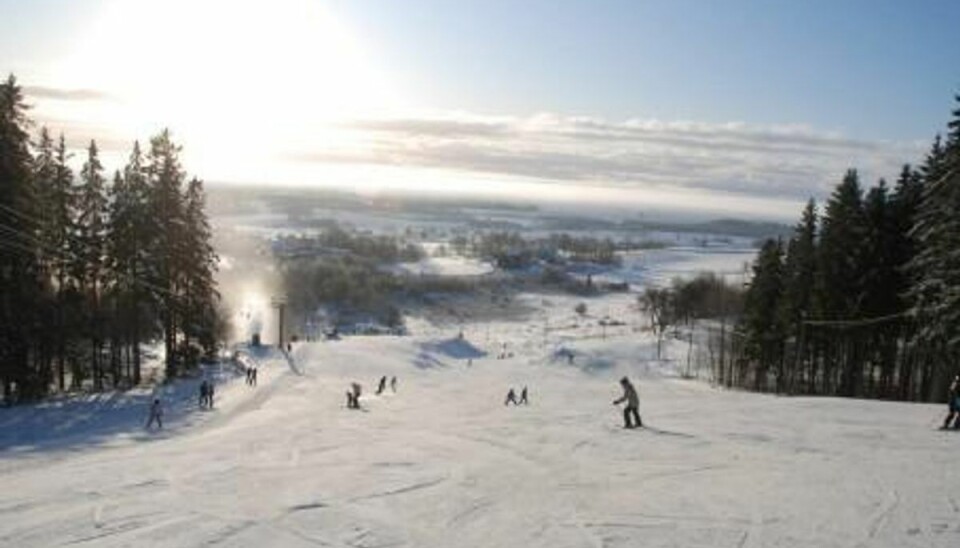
[0,75,220,402]
[732,94,960,403]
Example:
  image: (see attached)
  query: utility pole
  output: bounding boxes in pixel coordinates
[271,297,287,348]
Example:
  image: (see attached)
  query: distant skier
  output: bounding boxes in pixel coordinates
[942,373,960,429]
[145,398,163,430]
[207,381,215,409]
[376,376,387,395]
[504,388,519,406]
[390,376,397,393]
[250,366,258,387]
[199,380,209,409]
[518,386,529,405]
[613,376,642,428]
[347,382,362,409]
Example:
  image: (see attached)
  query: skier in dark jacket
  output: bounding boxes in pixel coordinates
[376,376,387,395]
[504,388,518,406]
[146,399,164,430]
[943,374,960,429]
[199,380,209,409]
[346,382,362,409]
[613,376,642,428]
[518,386,529,405]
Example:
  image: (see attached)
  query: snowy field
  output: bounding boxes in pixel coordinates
[1,328,958,548]
[387,256,495,277]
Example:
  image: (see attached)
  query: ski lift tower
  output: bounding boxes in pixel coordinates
[271,296,288,348]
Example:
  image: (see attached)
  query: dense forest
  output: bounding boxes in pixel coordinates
[0,75,221,403]
[728,94,960,402]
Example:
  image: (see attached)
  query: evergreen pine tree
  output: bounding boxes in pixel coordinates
[74,140,109,389]
[906,96,960,399]
[780,199,817,392]
[0,74,45,400]
[742,238,785,391]
[145,129,188,377]
[181,177,220,362]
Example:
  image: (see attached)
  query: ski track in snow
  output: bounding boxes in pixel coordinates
[1,328,959,548]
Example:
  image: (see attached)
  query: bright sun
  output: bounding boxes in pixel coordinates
[52,0,399,179]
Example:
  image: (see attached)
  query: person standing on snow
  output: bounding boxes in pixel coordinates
[146,398,164,430]
[347,382,362,409]
[376,376,387,395]
[390,376,397,393]
[613,376,642,428]
[942,374,960,429]
[518,386,529,405]
[199,380,209,409]
[504,388,519,406]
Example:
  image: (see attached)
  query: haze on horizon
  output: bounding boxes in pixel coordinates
[3,0,958,221]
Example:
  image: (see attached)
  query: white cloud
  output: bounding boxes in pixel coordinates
[295,111,923,201]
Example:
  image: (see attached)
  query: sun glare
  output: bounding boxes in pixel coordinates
[52,0,398,178]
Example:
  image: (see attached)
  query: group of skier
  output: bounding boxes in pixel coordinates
[504,386,529,406]
[143,336,648,432]
[504,377,641,429]
[346,376,398,409]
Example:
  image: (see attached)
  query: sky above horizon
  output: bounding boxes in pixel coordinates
[2,0,958,221]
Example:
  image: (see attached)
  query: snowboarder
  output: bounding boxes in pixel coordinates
[518,386,528,405]
[942,374,960,429]
[613,376,642,428]
[376,375,387,395]
[504,388,519,406]
[145,398,163,430]
[390,376,397,393]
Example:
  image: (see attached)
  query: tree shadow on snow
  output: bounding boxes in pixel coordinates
[0,363,244,455]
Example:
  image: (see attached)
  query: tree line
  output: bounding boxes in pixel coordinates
[731,93,960,402]
[639,273,746,361]
[0,75,221,403]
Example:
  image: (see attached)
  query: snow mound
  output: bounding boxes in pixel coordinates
[419,338,488,360]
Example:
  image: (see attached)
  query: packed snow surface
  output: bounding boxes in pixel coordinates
[1,334,957,548]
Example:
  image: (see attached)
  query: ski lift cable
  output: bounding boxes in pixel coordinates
[0,222,189,302]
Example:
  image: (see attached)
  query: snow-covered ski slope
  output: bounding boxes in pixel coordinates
[1,334,958,548]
